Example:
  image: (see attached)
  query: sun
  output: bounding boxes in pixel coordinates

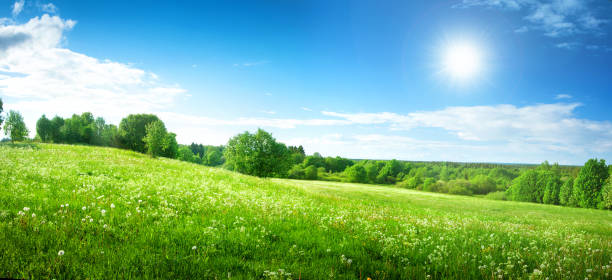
[442,42,483,81]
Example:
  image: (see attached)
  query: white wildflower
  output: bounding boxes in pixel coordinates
[101,209,106,216]
[58,250,64,256]
[110,203,115,209]
[192,246,197,250]
[23,207,30,212]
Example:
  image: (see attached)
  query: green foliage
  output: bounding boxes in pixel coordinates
[559,177,575,206]
[345,164,367,183]
[601,179,612,210]
[287,165,305,179]
[3,110,29,142]
[573,159,609,209]
[470,175,497,194]
[178,145,199,163]
[507,170,540,202]
[119,114,161,153]
[224,129,292,177]
[143,120,169,158]
[36,115,53,142]
[304,165,318,180]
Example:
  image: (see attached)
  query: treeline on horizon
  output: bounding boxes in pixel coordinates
[0,101,610,210]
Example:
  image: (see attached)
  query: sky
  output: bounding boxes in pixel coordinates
[0,0,611,165]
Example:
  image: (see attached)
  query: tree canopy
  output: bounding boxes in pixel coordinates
[3,110,29,142]
[224,129,292,177]
[119,114,161,153]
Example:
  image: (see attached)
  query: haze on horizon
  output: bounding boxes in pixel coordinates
[0,0,611,165]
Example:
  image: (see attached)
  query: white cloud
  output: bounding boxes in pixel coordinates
[0,14,185,134]
[12,0,24,17]
[555,42,580,49]
[301,107,313,111]
[555,94,572,99]
[321,103,612,156]
[40,3,57,14]
[514,26,529,33]
[458,0,608,38]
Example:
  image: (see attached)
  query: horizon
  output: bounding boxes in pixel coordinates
[1,0,611,165]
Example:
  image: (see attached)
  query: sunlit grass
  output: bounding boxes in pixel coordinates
[0,143,610,279]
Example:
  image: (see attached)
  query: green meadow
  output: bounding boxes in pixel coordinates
[0,143,610,279]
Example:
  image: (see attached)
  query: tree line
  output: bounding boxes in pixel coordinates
[0,100,610,210]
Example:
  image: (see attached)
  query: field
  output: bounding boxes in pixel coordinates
[0,144,611,279]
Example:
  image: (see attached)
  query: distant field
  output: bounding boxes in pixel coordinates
[0,144,610,279]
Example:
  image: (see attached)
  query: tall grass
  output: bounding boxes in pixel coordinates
[0,144,610,279]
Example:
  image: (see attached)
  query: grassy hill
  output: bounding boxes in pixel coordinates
[0,144,610,279]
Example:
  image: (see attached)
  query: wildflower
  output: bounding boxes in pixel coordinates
[60,204,64,208]
[82,206,86,211]
[65,204,69,207]
[58,250,64,256]
[586,269,593,273]
[89,218,94,223]
[31,213,36,218]
[23,207,30,212]
[192,246,197,250]
[101,209,106,216]
[138,199,142,203]
[103,224,108,229]
[110,203,115,209]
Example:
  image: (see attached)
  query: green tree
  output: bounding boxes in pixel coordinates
[345,164,367,183]
[49,116,64,143]
[304,165,318,180]
[600,178,612,210]
[163,132,178,158]
[573,159,609,209]
[36,115,53,142]
[3,110,29,142]
[178,146,197,163]
[223,129,292,177]
[559,177,575,206]
[205,149,224,166]
[506,169,540,202]
[119,114,161,153]
[143,120,168,158]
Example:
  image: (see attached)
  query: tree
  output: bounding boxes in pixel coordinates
[345,164,367,183]
[506,169,540,202]
[223,129,292,177]
[36,115,53,142]
[304,165,318,180]
[178,146,197,163]
[559,177,575,206]
[205,149,224,166]
[163,132,178,158]
[143,120,168,158]
[600,178,612,210]
[49,116,64,143]
[573,159,609,209]
[3,110,29,142]
[119,114,161,153]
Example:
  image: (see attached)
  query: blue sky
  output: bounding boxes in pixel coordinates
[0,0,611,164]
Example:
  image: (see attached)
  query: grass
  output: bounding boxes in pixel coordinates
[0,143,610,279]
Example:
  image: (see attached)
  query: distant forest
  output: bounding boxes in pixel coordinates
[1,102,610,210]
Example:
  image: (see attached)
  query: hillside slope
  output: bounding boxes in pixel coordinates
[0,144,610,279]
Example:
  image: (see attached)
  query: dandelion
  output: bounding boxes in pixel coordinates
[192,246,197,250]
[138,199,142,203]
[110,203,115,209]
[23,207,30,212]
[89,218,94,223]
[31,213,36,218]
[61,204,64,208]
[103,224,108,229]
[101,209,106,216]
[58,250,64,256]
[65,204,69,207]
[82,206,86,211]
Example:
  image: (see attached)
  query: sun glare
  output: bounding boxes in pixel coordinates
[442,42,483,82]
